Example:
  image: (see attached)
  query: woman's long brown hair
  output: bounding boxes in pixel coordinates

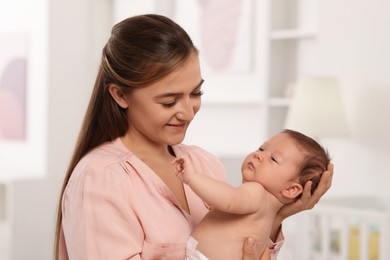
[54,14,197,258]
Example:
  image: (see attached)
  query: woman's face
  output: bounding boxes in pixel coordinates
[124,53,203,147]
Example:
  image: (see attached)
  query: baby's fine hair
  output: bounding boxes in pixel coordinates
[283,129,331,195]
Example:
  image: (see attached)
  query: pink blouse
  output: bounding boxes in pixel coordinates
[58,138,283,259]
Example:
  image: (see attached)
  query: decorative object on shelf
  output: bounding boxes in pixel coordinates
[284,76,349,138]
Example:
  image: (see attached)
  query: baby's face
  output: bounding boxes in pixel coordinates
[241,133,304,194]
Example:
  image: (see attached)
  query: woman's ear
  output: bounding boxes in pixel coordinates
[282,183,303,199]
[108,84,129,109]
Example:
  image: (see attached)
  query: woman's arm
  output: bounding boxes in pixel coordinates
[61,165,145,259]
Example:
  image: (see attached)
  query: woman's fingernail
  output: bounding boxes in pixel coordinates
[246,238,255,248]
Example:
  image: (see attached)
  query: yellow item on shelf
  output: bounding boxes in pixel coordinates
[369,228,380,260]
[349,226,360,260]
[348,225,380,260]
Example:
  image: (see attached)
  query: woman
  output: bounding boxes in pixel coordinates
[54,14,333,259]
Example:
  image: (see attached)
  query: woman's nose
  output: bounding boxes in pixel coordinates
[177,99,195,120]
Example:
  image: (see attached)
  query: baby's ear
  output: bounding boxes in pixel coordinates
[282,183,303,199]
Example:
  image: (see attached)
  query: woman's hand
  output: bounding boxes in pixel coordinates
[270,163,334,241]
[279,163,333,218]
[259,247,270,260]
[242,238,256,260]
[242,238,270,260]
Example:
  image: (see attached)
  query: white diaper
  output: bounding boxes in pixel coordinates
[185,236,209,260]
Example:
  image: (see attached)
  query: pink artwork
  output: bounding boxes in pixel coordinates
[0,34,27,141]
[199,0,244,71]
[175,0,253,74]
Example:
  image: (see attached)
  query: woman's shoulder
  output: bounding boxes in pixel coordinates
[70,138,132,182]
[85,138,131,161]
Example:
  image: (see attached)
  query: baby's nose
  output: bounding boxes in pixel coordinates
[253,152,262,161]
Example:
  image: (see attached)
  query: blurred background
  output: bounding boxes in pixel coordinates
[0,0,389,259]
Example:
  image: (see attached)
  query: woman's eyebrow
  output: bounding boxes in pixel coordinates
[154,79,205,99]
[154,92,181,99]
[197,79,205,88]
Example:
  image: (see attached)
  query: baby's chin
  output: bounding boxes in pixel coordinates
[241,176,251,184]
[242,169,255,182]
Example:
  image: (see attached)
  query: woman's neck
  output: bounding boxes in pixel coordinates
[120,133,175,160]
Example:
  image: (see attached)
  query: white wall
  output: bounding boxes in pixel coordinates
[297,0,390,200]
[2,0,112,259]
[2,0,390,259]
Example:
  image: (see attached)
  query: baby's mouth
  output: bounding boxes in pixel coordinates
[248,161,255,170]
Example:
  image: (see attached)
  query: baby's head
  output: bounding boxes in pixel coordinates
[283,129,331,198]
[241,129,331,203]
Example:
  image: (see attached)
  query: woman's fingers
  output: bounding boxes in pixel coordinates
[310,163,334,204]
[242,238,257,260]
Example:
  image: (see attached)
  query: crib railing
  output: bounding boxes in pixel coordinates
[304,198,390,260]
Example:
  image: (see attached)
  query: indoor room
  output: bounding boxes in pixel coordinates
[0,0,389,259]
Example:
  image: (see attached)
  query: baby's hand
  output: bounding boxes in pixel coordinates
[171,154,195,184]
[172,157,185,182]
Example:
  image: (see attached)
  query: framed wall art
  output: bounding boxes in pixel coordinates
[0,1,48,181]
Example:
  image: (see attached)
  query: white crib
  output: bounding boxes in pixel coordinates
[279,197,390,260]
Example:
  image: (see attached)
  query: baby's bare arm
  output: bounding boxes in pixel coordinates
[173,155,266,214]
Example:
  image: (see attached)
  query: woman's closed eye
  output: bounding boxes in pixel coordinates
[190,90,204,97]
[162,99,177,107]
[161,90,203,108]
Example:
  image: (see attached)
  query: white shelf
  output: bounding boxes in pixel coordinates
[270,29,316,40]
[269,97,291,107]
[266,0,318,136]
